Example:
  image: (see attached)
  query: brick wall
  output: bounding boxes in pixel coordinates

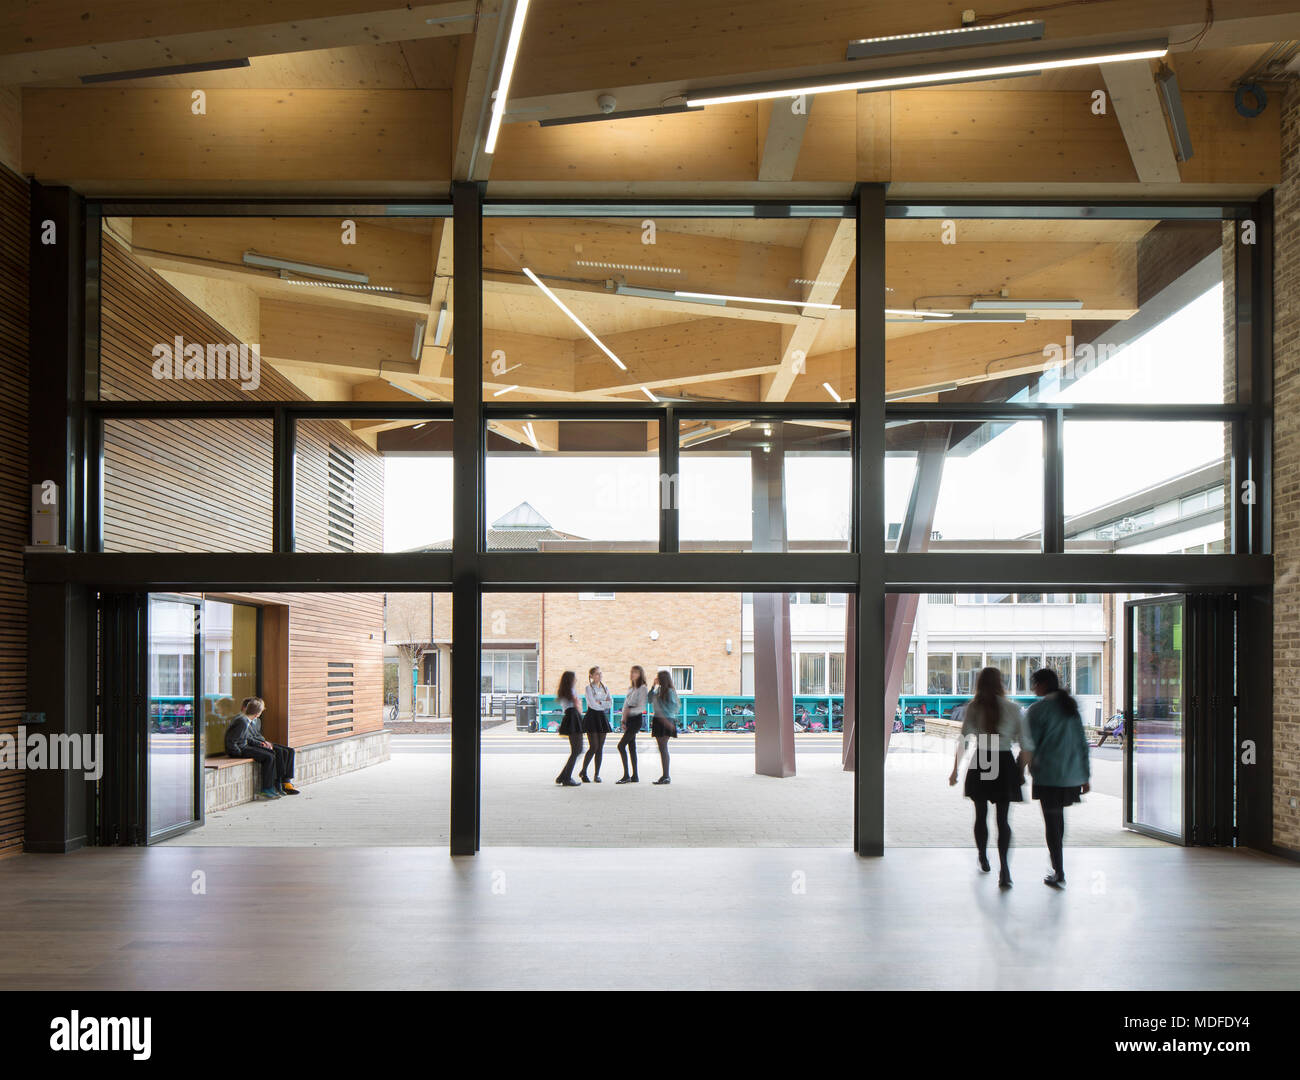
[540,592,742,695]
[1274,86,1300,853]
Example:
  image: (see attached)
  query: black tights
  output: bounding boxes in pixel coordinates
[655,735,670,780]
[618,728,639,779]
[973,799,1012,871]
[557,730,583,783]
[1042,805,1066,876]
[582,730,606,779]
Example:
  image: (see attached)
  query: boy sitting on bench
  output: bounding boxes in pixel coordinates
[224,697,299,799]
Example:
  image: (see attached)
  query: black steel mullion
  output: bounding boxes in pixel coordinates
[1043,409,1065,554]
[661,406,679,553]
[888,402,1248,422]
[450,180,484,856]
[856,183,887,857]
[272,407,293,553]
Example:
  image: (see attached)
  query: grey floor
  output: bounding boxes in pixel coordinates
[0,844,1294,990]
[167,730,1160,849]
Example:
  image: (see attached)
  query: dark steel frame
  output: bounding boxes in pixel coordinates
[20,187,1273,858]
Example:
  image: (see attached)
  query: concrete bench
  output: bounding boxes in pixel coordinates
[201,730,392,814]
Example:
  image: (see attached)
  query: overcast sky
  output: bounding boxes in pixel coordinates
[384,285,1225,551]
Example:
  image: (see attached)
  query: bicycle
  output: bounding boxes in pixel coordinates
[1096,712,1124,747]
[384,693,399,722]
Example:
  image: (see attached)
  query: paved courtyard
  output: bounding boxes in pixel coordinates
[167,730,1160,853]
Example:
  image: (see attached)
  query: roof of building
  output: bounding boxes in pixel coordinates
[409,501,586,552]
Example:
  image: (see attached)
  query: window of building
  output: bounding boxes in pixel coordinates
[1015,654,1042,695]
[927,654,953,695]
[799,653,827,694]
[829,652,845,694]
[1046,653,1073,690]
[987,653,1013,694]
[902,650,916,695]
[580,592,616,600]
[955,653,983,695]
[671,666,693,692]
[481,649,538,694]
[1075,653,1102,695]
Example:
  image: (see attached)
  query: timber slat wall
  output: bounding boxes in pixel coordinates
[100,236,383,746]
[0,167,28,856]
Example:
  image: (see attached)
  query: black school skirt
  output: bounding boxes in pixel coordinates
[964,749,1024,803]
[558,706,584,736]
[583,708,612,734]
[1033,783,1082,807]
[651,717,677,739]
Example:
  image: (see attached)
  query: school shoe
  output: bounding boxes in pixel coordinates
[1043,870,1066,888]
[560,777,581,787]
[998,869,1013,889]
[279,783,300,795]
[977,853,991,873]
[258,788,282,800]
[653,777,671,785]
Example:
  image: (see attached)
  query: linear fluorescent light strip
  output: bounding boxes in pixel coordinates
[493,384,519,397]
[433,303,448,345]
[640,386,659,402]
[411,321,426,361]
[970,298,1082,310]
[282,278,395,293]
[244,251,369,284]
[686,39,1167,106]
[886,307,952,317]
[675,290,841,309]
[523,422,540,449]
[483,0,532,154]
[522,267,626,370]
[823,382,842,402]
[846,20,1044,60]
[617,283,726,305]
[579,261,683,274]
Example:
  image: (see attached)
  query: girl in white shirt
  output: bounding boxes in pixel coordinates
[579,665,613,783]
[553,670,584,787]
[616,665,649,784]
[947,666,1033,887]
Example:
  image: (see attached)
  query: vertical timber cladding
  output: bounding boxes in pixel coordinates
[98,235,384,748]
[0,167,28,857]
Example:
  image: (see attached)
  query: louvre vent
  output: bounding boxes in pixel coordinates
[325,660,355,735]
[327,443,357,552]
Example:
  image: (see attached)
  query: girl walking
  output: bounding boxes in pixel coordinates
[1025,667,1092,887]
[553,670,584,787]
[616,665,649,784]
[580,665,613,783]
[649,669,680,785]
[948,666,1033,887]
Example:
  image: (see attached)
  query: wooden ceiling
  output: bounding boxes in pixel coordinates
[8,2,1279,435]
[0,0,1294,197]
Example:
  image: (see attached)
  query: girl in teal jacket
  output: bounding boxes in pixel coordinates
[1025,668,1092,888]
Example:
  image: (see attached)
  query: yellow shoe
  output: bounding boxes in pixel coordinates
[280,782,301,795]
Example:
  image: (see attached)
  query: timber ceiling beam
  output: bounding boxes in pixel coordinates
[764,218,856,401]
[1100,60,1181,183]
[758,96,813,182]
[0,1,476,84]
[451,0,508,181]
[260,297,423,378]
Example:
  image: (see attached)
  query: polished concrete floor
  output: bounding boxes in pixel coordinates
[0,845,1294,989]
[167,731,1157,848]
